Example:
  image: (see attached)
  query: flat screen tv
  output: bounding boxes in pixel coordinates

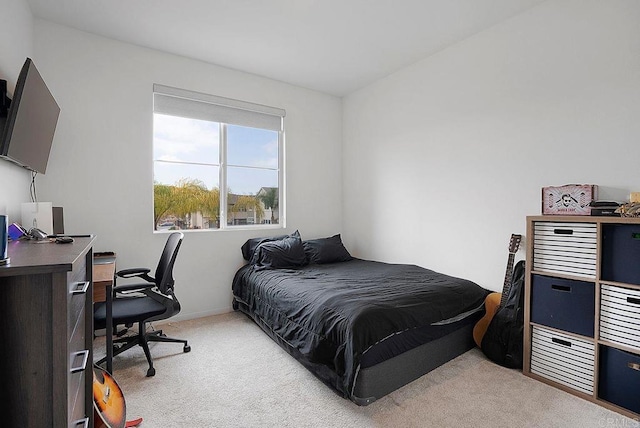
[0,58,60,174]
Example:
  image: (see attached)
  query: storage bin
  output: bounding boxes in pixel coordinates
[533,222,597,278]
[600,284,640,351]
[530,326,594,395]
[598,345,640,414]
[602,224,640,285]
[531,275,595,337]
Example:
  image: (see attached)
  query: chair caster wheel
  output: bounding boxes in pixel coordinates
[184,345,191,353]
[146,367,156,377]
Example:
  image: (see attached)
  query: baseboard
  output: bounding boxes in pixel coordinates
[153,306,233,324]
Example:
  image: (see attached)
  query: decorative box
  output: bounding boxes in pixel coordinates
[542,184,597,215]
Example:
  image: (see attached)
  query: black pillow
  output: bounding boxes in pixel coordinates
[250,231,307,270]
[303,234,353,264]
[241,234,289,261]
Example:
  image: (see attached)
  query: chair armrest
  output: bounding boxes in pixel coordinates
[113,282,155,293]
[116,267,154,283]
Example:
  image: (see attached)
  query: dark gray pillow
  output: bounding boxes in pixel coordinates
[241,233,289,261]
[251,231,307,270]
[303,234,353,264]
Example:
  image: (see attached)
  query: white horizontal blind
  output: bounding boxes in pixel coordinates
[153,84,285,131]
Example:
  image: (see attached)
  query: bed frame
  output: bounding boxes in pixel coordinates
[350,321,475,404]
[233,298,478,405]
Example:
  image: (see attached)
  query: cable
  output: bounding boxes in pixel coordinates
[30,171,38,202]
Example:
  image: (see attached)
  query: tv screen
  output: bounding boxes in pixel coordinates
[0,58,60,174]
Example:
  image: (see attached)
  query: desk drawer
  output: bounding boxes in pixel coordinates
[67,257,88,339]
[533,222,597,278]
[68,347,90,416]
[600,284,640,350]
[530,326,594,395]
[68,280,90,339]
[69,368,87,424]
[69,305,86,352]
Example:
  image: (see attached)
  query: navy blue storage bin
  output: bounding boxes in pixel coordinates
[531,275,595,337]
[602,224,640,285]
[599,345,640,414]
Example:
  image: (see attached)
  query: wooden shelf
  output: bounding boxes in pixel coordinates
[524,215,640,420]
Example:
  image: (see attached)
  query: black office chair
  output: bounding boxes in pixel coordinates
[94,232,190,376]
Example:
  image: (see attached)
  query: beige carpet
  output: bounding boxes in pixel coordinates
[95,312,637,428]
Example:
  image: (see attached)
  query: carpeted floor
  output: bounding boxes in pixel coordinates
[95,312,638,428]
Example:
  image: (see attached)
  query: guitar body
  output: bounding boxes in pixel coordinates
[473,234,522,348]
[93,366,126,428]
[472,292,501,347]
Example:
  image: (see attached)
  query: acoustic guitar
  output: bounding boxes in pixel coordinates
[473,234,522,348]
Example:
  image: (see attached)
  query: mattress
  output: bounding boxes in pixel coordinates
[232,258,489,400]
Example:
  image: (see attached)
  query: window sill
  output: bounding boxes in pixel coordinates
[153,224,284,234]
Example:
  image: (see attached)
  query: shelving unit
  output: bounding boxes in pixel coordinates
[524,216,640,419]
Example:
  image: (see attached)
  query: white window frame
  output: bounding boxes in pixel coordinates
[153,84,286,231]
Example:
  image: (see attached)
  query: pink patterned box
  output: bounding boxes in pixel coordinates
[542,184,598,215]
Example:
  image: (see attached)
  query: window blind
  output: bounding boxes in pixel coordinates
[153,84,285,132]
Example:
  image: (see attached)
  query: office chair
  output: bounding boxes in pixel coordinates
[94,232,190,376]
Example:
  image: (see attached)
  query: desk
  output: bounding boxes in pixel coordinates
[93,255,116,302]
[93,253,116,374]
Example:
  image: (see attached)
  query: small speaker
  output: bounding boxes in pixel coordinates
[52,206,64,234]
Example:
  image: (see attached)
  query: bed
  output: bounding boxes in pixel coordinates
[232,232,489,405]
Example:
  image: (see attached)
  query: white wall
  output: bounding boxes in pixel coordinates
[9,0,640,314]
[32,20,343,319]
[343,0,640,292]
[0,0,33,219]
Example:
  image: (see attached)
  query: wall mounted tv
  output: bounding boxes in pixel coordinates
[0,58,60,174]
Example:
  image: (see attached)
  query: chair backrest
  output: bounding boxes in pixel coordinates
[154,232,184,295]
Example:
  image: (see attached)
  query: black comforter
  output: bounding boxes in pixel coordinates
[232,259,489,397]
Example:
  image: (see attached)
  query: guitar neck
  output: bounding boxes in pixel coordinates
[499,253,516,308]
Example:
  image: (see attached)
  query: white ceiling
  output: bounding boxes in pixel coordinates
[26,0,545,96]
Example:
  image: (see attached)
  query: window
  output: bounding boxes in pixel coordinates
[152,84,285,231]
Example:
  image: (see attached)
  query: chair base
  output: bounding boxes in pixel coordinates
[96,323,190,376]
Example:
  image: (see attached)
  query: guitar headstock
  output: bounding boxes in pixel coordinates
[509,234,522,255]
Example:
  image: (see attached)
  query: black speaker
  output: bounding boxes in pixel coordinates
[52,206,64,234]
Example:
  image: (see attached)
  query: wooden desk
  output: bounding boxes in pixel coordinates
[93,253,116,373]
[93,256,115,302]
